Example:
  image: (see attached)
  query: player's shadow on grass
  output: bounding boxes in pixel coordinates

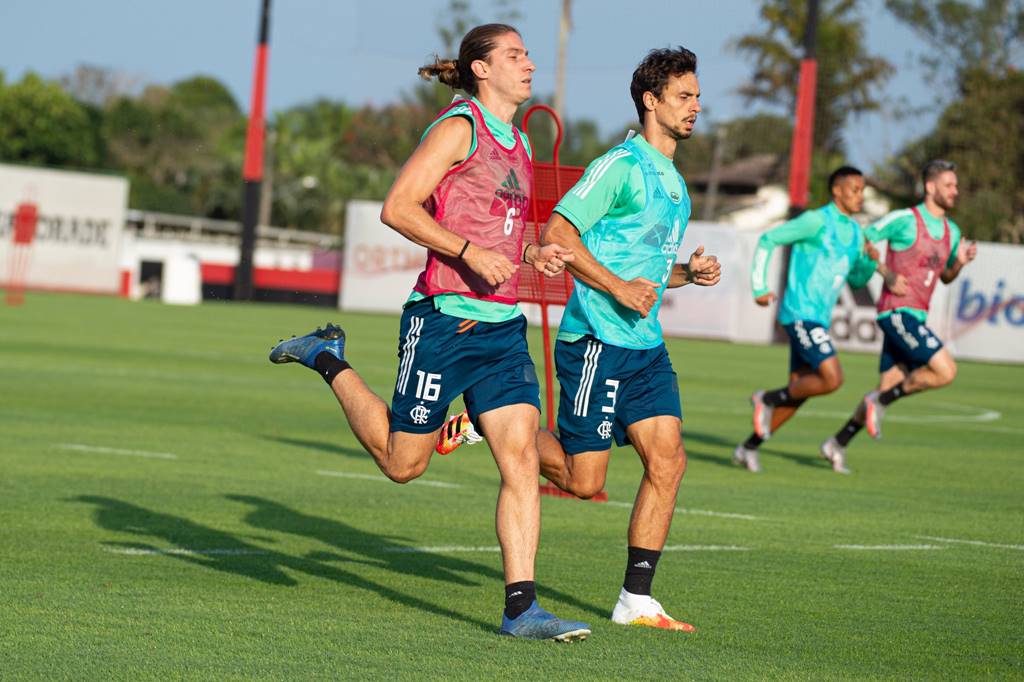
[682,430,832,471]
[72,495,299,586]
[760,447,832,470]
[680,430,744,469]
[262,435,369,461]
[71,495,495,633]
[226,495,607,620]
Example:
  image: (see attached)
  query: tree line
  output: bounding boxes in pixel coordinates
[0,0,1019,242]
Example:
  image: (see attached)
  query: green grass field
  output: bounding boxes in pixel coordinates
[2,292,1022,680]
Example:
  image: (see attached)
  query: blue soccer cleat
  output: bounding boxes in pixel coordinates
[500,601,590,642]
[269,323,346,368]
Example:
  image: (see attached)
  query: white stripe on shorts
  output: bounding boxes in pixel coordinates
[573,340,603,417]
[396,316,424,394]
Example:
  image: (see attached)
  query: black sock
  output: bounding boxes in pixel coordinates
[878,384,905,406]
[504,580,536,620]
[835,418,863,447]
[762,387,791,407]
[623,546,661,596]
[743,433,763,449]
[313,352,350,386]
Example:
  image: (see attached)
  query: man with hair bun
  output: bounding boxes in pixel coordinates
[735,165,905,474]
[822,159,977,461]
[268,24,588,641]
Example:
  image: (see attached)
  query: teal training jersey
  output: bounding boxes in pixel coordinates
[556,135,690,350]
[751,202,876,327]
[865,203,962,322]
[406,97,532,322]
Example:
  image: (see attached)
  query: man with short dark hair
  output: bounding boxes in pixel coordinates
[536,46,721,632]
[735,166,904,474]
[822,160,977,461]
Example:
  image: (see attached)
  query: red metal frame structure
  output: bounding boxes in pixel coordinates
[6,201,38,306]
[519,104,585,430]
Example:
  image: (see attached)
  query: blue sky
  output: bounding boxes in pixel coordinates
[1,0,937,168]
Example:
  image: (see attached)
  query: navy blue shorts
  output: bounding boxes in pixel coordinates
[783,321,837,373]
[389,299,540,434]
[878,312,943,372]
[554,336,681,455]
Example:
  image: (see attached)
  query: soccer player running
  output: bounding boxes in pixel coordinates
[734,166,906,474]
[821,159,977,460]
[268,24,589,641]
[535,47,721,632]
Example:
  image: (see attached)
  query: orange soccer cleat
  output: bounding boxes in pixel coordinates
[611,589,696,632]
[435,411,483,455]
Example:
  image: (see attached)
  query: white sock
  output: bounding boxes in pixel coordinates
[618,587,653,609]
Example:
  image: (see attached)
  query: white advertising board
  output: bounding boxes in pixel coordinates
[941,242,1024,364]
[0,164,128,294]
[341,199,1023,364]
[659,222,778,344]
[340,200,426,313]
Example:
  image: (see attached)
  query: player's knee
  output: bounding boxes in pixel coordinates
[821,366,844,393]
[646,448,686,490]
[384,460,428,484]
[937,358,957,386]
[569,474,608,500]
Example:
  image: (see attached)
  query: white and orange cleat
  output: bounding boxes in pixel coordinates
[863,391,885,440]
[435,411,483,455]
[611,588,696,632]
[751,390,773,439]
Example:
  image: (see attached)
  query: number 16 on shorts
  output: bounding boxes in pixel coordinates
[415,371,442,401]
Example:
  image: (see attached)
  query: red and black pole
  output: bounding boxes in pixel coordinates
[786,0,819,218]
[236,0,272,301]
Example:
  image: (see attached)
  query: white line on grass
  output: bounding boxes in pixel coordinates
[382,546,502,554]
[315,469,462,489]
[662,545,751,551]
[58,443,178,460]
[951,423,1024,436]
[916,535,1024,551]
[605,500,761,521]
[679,507,761,521]
[834,544,945,551]
[684,403,1005,427]
[104,547,267,556]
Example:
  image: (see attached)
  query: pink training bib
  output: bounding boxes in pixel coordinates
[414,100,532,304]
[878,206,951,314]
